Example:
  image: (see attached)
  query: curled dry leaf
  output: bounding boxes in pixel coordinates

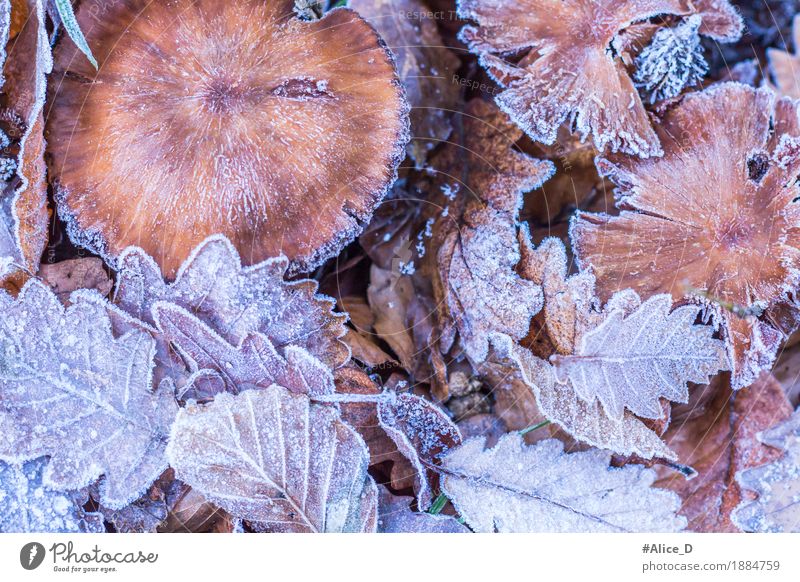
[0,457,103,533]
[457,0,741,157]
[441,434,686,532]
[0,0,51,290]
[656,374,792,532]
[151,302,335,401]
[732,404,800,532]
[573,83,800,389]
[47,0,409,277]
[0,281,177,509]
[767,15,800,99]
[167,387,378,533]
[350,0,461,168]
[377,486,468,533]
[115,235,349,370]
[432,99,553,363]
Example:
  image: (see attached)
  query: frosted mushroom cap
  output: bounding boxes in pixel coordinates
[46,0,409,277]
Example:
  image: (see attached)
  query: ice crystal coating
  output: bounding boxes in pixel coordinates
[572,83,800,389]
[167,387,378,532]
[377,392,462,509]
[0,458,103,533]
[433,100,553,362]
[152,302,335,401]
[551,294,727,420]
[634,15,708,103]
[377,486,468,533]
[115,235,349,370]
[732,406,800,532]
[0,280,177,509]
[47,0,409,277]
[441,434,686,532]
[457,0,741,157]
[0,0,51,289]
[767,14,800,99]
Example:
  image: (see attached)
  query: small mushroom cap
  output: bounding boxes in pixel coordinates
[46,0,409,277]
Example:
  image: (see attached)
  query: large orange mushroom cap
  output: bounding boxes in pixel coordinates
[46,0,409,277]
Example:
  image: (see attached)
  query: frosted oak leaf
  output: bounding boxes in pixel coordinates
[167,387,378,533]
[732,405,800,532]
[0,458,104,533]
[572,83,800,389]
[440,434,686,532]
[47,0,409,277]
[457,0,742,157]
[0,281,178,509]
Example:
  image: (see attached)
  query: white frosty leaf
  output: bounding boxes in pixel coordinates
[0,457,103,533]
[167,387,377,532]
[0,280,177,509]
[441,434,686,533]
[377,486,468,533]
[551,294,727,420]
[152,302,334,400]
[732,408,800,532]
[491,333,675,460]
[115,235,349,369]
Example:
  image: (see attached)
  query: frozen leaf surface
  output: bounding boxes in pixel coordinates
[767,14,800,99]
[732,405,800,532]
[115,235,349,369]
[152,302,334,400]
[377,486,468,533]
[0,280,177,509]
[458,0,739,157]
[434,99,553,363]
[167,387,377,532]
[551,294,727,420]
[573,83,800,389]
[441,434,686,532]
[0,458,103,533]
[48,0,409,277]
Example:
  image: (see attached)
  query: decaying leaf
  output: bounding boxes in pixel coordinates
[377,486,468,533]
[159,481,232,533]
[0,457,103,533]
[767,14,800,99]
[167,387,378,532]
[350,0,461,168]
[573,83,800,389]
[551,294,727,420]
[457,0,741,157]
[0,0,52,290]
[432,99,553,363]
[656,374,793,532]
[732,404,800,532]
[441,434,686,532]
[0,280,178,509]
[38,257,112,302]
[47,0,409,277]
[115,235,349,369]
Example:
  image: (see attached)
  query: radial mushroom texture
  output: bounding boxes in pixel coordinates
[457,0,742,157]
[46,0,409,277]
[572,83,800,389]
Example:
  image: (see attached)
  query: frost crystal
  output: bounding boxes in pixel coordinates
[634,16,708,104]
[167,387,378,532]
[0,458,103,533]
[0,280,178,509]
[441,435,686,533]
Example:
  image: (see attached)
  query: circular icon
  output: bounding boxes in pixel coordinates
[20,542,46,570]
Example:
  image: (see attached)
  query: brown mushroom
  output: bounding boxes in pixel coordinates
[46,0,409,277]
